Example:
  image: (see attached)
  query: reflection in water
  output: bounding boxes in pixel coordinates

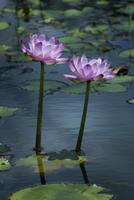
[79,162,90,185]
[36,153,46,185]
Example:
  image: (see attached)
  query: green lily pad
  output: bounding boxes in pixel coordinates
[0,45,11,54]
[127,97,134,104]
[22,80,68,92]
[115,20,134,31]
[85,24,109,34]
[16,154,87,173]
[65,9,82,17]
[0,157,11,171]
[61,75,134,94]
[17,26,25,34]
[28,0,40,5]
[119,49,134,58]
[9,184,113,200]
[96,0,109,5]
[4,8,15,13]
[118,4,134,15]
[0,22,9,30]
[59,36,80,44]
[107,75,134,83]
[0,143,10,153]
[0,106,19,118]
[97,83,126,93]
[43,10,63,18]
[63,0,81,3]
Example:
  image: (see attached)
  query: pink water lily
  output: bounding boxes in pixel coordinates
[64,55,115,82]
[21,34,68,64]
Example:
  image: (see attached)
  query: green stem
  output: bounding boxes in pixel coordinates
[35,62,44,153]
[75,81,90,152]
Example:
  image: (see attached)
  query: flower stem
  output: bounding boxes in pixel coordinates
[35,62,44,153]
[75,81,90,152]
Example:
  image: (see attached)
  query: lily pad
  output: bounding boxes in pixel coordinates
[63,0,81,3]
[0,157,11,171]
[118,4,134,15]
[127,97,134,104]
[22,80,68,92]
[0,44,11,54]
[119,49,134,58]
[61,75,134,94]
[9,184,113,200]
[17,26,25,34]
[0,106,19,118]
[0,143,10,153]
[0,22,9,30]
[115,20,134,31]
[65,9,82,17]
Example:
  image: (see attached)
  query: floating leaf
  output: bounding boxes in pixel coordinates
[9,184,113,200]
[17,26,25,34]
[127,97,134,104]
[0,143,10,153]
[0,106,19,118]
[115,20,134,31]
[97,83,126,93]
[107,75,134,84]
[4,8,15,13]
[0,22,9,30]
[61,76,134,94]
[85,24,109,34]
[59,36,80,44]
[96,0,109,5]
[28,0,40,5]
[63,0,81,3]
[118,4,134,15]
[119,49,134,58]
[22,80,68,92]
[0,157,11,171]
[65,9,82,17]
[0,45,11,54]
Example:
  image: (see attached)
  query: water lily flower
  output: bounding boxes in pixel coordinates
[64,55,115,152]
[64,55,115,82]
[21,34,67,64]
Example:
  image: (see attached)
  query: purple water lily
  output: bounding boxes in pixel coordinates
[64,55,115,82]
[21,34,67,64]
[64,55,115,152]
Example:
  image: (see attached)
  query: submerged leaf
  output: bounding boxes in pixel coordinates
[9,184,113,200]
[0,106,19,118]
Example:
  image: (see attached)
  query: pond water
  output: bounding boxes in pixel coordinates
[0,0,134,199]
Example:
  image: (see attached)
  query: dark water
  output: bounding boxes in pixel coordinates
[0,0,134,199]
